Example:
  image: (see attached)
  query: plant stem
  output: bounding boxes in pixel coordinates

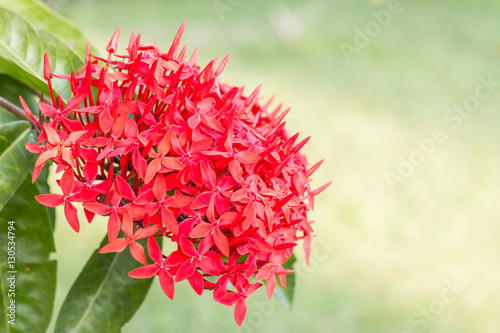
[25,85,52,105]
[0,95,38,130]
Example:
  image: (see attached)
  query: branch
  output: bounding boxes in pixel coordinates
[0,96,39,131]
[25,85,52,105]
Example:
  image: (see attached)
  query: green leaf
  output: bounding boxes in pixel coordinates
[0,74,39,123]
[0,121,32,212]
[0,8,84,102]
[273,253,296,307]
[0,73,38,212]
[0,0,89,56]
[55,236,155,333]
[0,173,57,333]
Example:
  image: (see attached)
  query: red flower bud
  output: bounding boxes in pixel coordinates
[43,52,52,80]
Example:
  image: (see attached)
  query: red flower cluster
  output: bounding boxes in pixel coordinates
[23,23,330,325]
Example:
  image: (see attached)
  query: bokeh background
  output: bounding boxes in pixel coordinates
[42,0,500,332]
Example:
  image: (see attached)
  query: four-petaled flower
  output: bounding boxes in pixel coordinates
[35,168,96,232]
[128,236,175,299]
[99,211,160,265]
[219,273,263,326]
[165,235,220,295]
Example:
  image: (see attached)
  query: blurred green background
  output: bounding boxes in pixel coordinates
[43,0,500,332]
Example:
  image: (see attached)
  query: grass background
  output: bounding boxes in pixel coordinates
[43,0,500,332]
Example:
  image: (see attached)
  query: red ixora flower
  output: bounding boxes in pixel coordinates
[23,22,331,326]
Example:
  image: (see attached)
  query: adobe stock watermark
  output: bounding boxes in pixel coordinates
[237,235,339,333]
[32,0,72,24]
[340,0,412,64]
[267,1,328,42]
[213,0,328,41]
[213,0,246,20]
[400,276,468,333]
[385,74,500,190]
[30,0,74,37]
[5,220,17,326]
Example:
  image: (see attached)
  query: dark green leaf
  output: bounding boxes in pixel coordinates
[0,74,39,123]
[273,253,296,307]
[0,119,32,212]
[0,0,89,56]
[0,173,57,333]
[55,236,155,333]
[0,8,84,102]
[0,73,35,212]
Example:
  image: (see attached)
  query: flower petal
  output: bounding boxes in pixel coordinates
[179,235,198,258]
[160,206,178,236]
[43,123,60,145]
[38,102,57,117]
[228,159,242,183]
[35,194,63,207]
[159,269,175,299]
[237,151,261,164]
[161,157,184,171]
[219,291,239,306]
[147,236,163,263]
[64,202,80,232]
[129,242,147,265]
[188,223,213,238]
[108,212,121,243]
[234,299,247,326]
[153,173,166,201]
[128,264,159,279]
[175,259,197,282]
[134,225,160,240]
[83,202,112,215]
[265,274,277,299]
[61,148,76,168]
[164,250,189,267]
[188,270,204,295]
[199,257,220,276]
[255,265,273,281]
[35,148,58,167]
[213,228,230,257]
[132,149,147,180]
[99,238,129,253]
[166,194,193,208]
[121,211,134,238]
[115,175,136,202]
[144,158,161,184]
[190,191,212,209]
[99,108,113,133]
[70,189,98,202]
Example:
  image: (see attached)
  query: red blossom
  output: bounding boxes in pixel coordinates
[99,211,160,265]
[219,273,263,326]
[128,236,175,299]
[24,22,330,326]
[35,168,96,232]
[165,235,220,295]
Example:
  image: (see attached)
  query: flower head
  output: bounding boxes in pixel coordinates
[24,23,330,326]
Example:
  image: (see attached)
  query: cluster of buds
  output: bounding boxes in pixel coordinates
[23,23,330,325]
